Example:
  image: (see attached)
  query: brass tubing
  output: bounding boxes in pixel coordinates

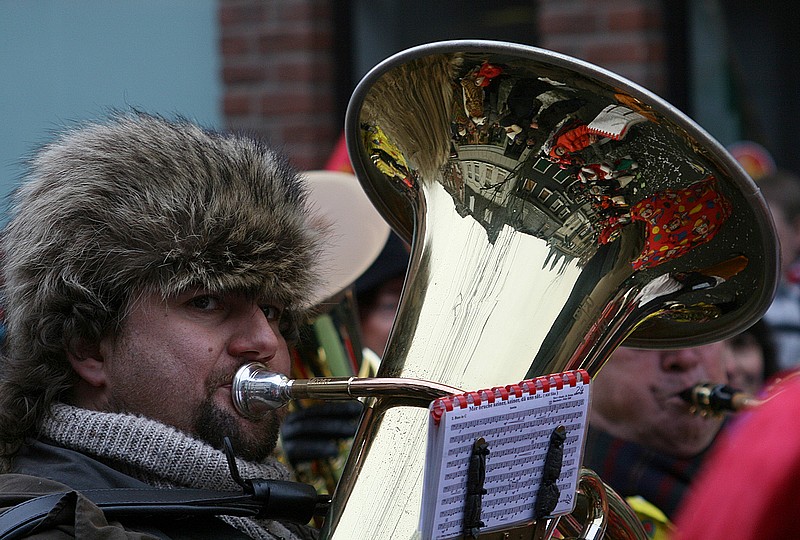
[556,469,648,540]
[557,469,608,540]
[290,375,464,404]
[232,362,463,419]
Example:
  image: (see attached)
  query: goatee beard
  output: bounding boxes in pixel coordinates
[193,397,284,462]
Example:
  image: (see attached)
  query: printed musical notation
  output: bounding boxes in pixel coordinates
[419,370,591,540]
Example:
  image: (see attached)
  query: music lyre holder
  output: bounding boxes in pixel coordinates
[464,437,490,539]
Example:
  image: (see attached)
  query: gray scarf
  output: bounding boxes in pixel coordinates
[42,403,317,540]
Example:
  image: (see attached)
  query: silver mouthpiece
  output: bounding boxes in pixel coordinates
[232,362,293,419]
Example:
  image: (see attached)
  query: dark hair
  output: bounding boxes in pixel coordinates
[354,233,409,304]
[731,319,779,381]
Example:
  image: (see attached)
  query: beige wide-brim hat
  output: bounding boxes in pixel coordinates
[304,170,391,306]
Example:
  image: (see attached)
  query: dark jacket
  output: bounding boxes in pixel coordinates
[0,438,258,539]
[581,427,707,519]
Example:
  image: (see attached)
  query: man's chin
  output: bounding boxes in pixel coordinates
[666,420,721,457]
[193,400,283,462]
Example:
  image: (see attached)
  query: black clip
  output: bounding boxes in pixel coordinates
[463,437,490,539]
[534,425,566,520]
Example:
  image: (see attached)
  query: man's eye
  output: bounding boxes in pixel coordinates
[261,305,283,321]
[189,295,221,310]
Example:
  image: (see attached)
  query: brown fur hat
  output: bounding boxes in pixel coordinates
[1,112,321,363]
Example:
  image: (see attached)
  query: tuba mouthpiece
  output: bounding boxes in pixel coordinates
[232,362,293,419]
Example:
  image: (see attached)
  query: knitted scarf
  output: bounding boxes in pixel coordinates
[41,403,317,540]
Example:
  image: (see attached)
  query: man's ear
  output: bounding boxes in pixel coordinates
[67,339,107,388]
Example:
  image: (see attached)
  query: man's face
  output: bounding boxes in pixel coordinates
[95,289,291,461]
[590,342,732,458]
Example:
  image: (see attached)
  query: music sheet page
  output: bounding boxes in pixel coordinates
[421,373,591,539]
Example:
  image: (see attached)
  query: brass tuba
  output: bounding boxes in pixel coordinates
[242,41,779,538]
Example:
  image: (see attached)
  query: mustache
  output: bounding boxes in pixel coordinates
[208,359,286,391]
[206,370,239,394]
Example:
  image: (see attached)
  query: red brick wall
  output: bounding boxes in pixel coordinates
[538,0,667,94]
[219,0,338,171]
[218,0,669,169]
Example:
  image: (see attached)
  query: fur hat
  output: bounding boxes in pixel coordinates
[1,112,321,360]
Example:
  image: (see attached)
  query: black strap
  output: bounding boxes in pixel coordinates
[1,437,326,538]
[0,487,266,540]
[0,491,75,539]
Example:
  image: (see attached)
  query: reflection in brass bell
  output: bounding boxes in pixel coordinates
[322,40,778,539]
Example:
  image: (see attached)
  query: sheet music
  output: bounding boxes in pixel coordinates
[420,371,591,539]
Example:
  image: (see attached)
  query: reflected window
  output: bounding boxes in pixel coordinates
[554,169,573,184]
[533,159,551,174]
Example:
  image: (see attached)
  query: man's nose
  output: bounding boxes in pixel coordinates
[228,304,282,361]
[660,343,724,376]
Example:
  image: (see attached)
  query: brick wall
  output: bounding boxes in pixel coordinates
[538,0,667,94]
[219,0,339,170]
[219,0,669,169]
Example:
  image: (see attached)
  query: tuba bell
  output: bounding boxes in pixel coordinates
[240,40,779,538]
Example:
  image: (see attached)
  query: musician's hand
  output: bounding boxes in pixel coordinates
[280,401,364,465]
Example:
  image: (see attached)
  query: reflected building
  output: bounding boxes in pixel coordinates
[455,142,596,263]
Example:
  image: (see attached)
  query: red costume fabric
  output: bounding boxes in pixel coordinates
[673,372,800,539]
[628,176,731,270]
[475,62,502,86]
[549,123,594,163]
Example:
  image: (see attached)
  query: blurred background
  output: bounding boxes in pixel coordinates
[0,0,797,207]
